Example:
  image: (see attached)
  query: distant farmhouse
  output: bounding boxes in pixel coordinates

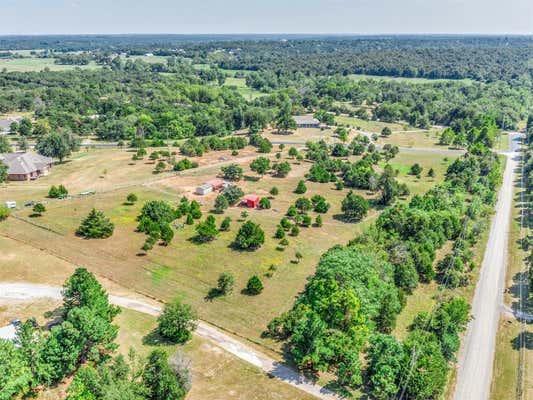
[0,152,53,181]
[293,115,320,129]
[0,117,22,135]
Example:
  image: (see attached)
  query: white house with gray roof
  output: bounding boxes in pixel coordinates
[293,115,320,128]
[0,152,53,181]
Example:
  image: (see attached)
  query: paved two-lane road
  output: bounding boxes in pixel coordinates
[454,133,521,400]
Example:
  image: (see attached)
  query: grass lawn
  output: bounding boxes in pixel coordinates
[262,127,336,145]
[494,131,510,152]
[0,146,452,356]
[336,115,407,133]
[0,58,100,72]
[115,309,319,400]
[222,77,265,100]
[490,169,532,400]
[377,129,444,149]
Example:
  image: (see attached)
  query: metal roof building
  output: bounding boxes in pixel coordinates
[293,115,320,128]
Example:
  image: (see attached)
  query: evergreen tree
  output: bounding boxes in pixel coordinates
[76,209,114,239]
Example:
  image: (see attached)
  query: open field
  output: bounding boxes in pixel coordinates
[223,77,265,99]
[0,146,456,357]
[335,115,407,133]
[263,127,336,145]
[0,58,100,72]
[264,125,448,151]
[376,129,444,149]
[126,55,170,64]
[347,74,474,84]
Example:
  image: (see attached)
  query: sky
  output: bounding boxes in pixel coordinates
[1,0,532,35]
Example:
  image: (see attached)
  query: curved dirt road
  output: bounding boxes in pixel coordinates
[454,135,520,400]
[0,282,339,400]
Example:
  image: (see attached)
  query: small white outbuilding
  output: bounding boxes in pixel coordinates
[196,183,213,195]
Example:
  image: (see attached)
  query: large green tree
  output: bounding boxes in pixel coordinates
[36,132,79,163]
[157,299,197,344]
[234,220,265,250]
[76,208,115,239]
[341,191,369,222]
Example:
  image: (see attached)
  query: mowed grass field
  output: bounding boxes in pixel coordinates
[0,146,456,354]
[377,129,444,149]
[335,115,407,133]
[0,58,100,72]
[223,77,265,100]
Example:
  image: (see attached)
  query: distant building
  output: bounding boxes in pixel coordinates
[293,115,320,129]
[243,194,260,208]
[0,152,53,181]
[206,178,224,190]
[0,323,17,342]
[196,183,213,195]
[0,117,22,135]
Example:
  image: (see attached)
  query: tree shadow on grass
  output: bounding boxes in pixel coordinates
[204,288,223,302]
[511,331,533,350]
[143,329,176,347]
[244,175,260,182]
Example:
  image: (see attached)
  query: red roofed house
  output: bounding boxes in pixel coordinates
[244,194,260,208]
[207,178,224,190]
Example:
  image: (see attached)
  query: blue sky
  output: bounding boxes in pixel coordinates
[1,0,532,35]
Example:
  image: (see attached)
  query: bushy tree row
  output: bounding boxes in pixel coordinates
[267,146,502,392]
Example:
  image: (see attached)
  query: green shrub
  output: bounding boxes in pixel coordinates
[246,276,264,295]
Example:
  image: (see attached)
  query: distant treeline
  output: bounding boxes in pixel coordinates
[1,35,533,82]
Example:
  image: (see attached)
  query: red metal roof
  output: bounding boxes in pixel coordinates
[207,178,224,187]
[244,194,260,201]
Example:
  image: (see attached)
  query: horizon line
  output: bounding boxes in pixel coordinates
[1,32,532,37]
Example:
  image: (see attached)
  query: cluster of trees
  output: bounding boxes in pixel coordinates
[438,115,500,149]
[36,132,80,163]
[136,200,181,250]
[2,41,528,151]
[267,144,501,394]
[48,184,68,198]
[366,297,470,399]
[67,349,192,400]
[215,184,244,212]
[0,268,192,400]
[180,136,247,157]
[1,269,120,398]
[0,66,282,141]
[305,139,407,206]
